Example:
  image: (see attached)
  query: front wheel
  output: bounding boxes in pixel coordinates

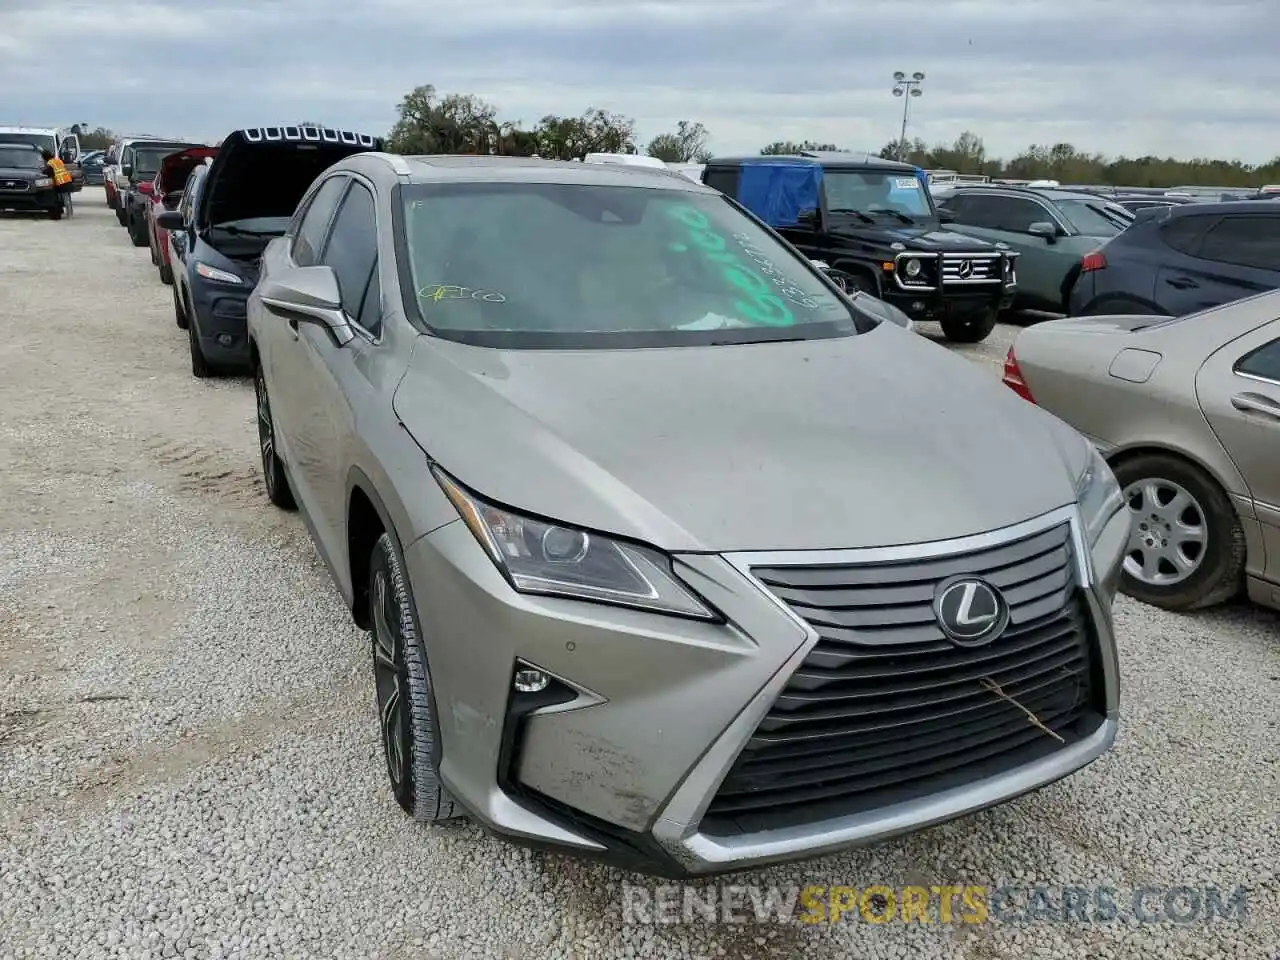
[47,204,63,221]
[173,287,188,329]
[368,533,461,823]
[128,214,149,247]
[254,365,296,510]
[188,319,212,378]
[115,206,127,227]
[939,308,998,343]
[1112,453,1245,610]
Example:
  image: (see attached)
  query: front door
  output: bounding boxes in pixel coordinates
[1196,319,1280,585]
[276,177,382,567]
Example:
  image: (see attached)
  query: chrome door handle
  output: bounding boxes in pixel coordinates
[1231,392,1280,419]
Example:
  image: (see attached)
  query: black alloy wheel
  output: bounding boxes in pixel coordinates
[254,366,295,510]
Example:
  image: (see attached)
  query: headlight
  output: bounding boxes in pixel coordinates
[33,177,52,188]
[904,258,921,277]
[1076,443,1124,545]
[195,262,243,284]
[433,468,718,620]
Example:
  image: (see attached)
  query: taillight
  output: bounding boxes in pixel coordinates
[1080,251,1107,273]
[1002,346,1036,403]
[138,181,154,195]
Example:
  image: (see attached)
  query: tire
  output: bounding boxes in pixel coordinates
[1111,453,1245,611]
[149,236,160,265]
[940,308,998,343]
[173,287,189,329]
[128,214,148,247]
[48,206,63,221]
[115,206,127,227]
[1080,296,1161,317]
[368,532,460,823]
[159,262,172,285]
[253,365,296,510]
[187,318,212,378]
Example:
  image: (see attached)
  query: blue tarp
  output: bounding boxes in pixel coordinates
[736,161,822,228]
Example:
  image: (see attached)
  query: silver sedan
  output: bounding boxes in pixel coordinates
[1004,290,1280,612]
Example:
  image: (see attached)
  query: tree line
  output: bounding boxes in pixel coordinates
[75,87,1280,188]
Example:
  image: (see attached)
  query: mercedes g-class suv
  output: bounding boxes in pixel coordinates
[701,152,1019,342]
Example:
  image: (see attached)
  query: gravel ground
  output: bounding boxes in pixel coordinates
[0,197,1276,960]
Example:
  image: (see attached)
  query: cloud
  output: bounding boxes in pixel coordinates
[4,0,1278,162]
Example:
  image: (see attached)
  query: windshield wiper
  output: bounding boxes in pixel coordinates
[213,225,284,236]
[710,336,806,346]
[828,208,875,224]
[879,210,915,224]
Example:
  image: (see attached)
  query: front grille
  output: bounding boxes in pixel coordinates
[0,179,30,192]
[941,253,1003,283]
[701,522,1104,836]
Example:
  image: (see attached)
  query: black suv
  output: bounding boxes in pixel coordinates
[0,142,67,218]
[1067,200,1280,317]
[120,140,204,244]
[701,152,1018,342]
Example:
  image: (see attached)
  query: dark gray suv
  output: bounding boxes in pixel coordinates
[247,154,1127,877]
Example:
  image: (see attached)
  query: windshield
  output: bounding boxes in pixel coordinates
[1056,199,1125,236]
[0,146,42,169]
[399,182,873,348]
[0,132,55,153]
[823,170,934,220]
[209,216,290,236]
[134,145,197,176]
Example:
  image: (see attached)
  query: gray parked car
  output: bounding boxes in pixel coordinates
[246,155,1128,877]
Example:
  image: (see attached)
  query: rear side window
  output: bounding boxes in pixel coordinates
[319,181,381,336]
[1236,337,1280,382]
[701,166,739,199]
[1158,215,1211,255]
[292,176,349,267]
[1197,216,1280,271]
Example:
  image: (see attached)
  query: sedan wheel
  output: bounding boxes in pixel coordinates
[1122,479,1206,585]
[1112,453,1245,611]
[254,366,295,510]
[368,533,460,823]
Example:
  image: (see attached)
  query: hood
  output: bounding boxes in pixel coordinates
[158,146,217,194]
[0,165,41,180]
[830,221,1004,252]
[197,126,383,228]
[393,327,1089,553]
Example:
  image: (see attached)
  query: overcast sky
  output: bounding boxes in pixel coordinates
[4,0,1278,163]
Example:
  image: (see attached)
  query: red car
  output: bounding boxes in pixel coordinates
[147,146,218,285]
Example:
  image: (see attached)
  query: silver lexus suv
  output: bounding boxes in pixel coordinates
[247,154,1129,877]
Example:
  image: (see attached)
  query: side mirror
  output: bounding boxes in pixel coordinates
[937,208,957,223]
[121,164,133,177]
[137,181,154,195]
[163,191,182,209]
[155,210,185,231]
[257,265,355,346]
[105,155,117,165]
[1028,221,1059,242]
[796,207,821,229]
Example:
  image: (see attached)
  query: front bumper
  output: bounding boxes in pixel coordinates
[0,187,62,212]
[188,275,251,368]
[404,502,1126,877]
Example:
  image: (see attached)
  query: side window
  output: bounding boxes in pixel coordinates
[120,145,134,170]
[701,167,739,199]
[292,177,349,267]
[1197,217,1280,271]
[1236,337,1280,383]
[179,171,199,222]
[986,197,1051,233]
[319,182,381,336]
[1159,215,1210,255]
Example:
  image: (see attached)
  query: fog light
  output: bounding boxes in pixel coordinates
[216,333,234,347]
[513,668,550,693]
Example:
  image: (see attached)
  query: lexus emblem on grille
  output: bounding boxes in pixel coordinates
[955,259,974,279]
[933,576,1008,646]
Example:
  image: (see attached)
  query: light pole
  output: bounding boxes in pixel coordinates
[892,71,924,161]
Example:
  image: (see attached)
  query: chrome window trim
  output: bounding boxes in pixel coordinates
[651,503,1120,873]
